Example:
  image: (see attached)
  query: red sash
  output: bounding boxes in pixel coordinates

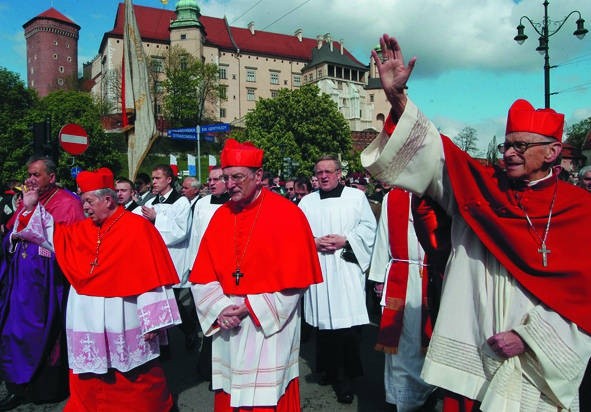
[375,189,432,353]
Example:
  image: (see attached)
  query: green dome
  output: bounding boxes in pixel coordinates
[176,0,200,14]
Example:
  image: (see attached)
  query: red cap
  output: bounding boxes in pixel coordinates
[505,99,564,141]
[170,164,179,177]
[220,139,264,168]
[76,168,115,193]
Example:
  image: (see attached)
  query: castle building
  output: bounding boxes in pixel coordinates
[87,0,389,132]
[23,8,80,98]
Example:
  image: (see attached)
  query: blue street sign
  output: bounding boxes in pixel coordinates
[200,123,230,133]
[168,131,197,140]
[71,166,82,178]
[203,133,215,143]
[168,127,198,134]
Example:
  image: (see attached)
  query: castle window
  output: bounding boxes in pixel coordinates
[219,86,227,100]
[180,34,187,40]
[53,54,58,60]
[57,78,64,86]
[219,66,227,80]
[220,108,226,118]
[246,69,256,83]
[66,43,70,49]
[53,40,58,46]
[293,74,301,86]
[247,88,256,101]
[270,71,279,85]
[271,90,279,98]
[370,94,374,103]
[67,56,72,62]
[58,66,64,73]
[151,56,164,73]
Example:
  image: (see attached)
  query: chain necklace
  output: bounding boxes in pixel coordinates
[90,209,125,275]
[515,180,558,267]
[232,190,264,285]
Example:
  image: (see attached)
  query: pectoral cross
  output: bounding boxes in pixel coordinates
[90,258,99,274]
[233,268,244,285]
[538,243,551,267]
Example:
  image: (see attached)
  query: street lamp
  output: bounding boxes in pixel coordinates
[514,0,587,108]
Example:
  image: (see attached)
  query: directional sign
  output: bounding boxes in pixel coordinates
[168,132,197,141]
[200,123,230,133]
[71,166,83,178]
[168,127,198,134]
[59,123,89,155]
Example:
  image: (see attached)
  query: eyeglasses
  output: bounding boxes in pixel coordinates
[315,168,340,177]
[222,173,252,184]
[497,141,553,154]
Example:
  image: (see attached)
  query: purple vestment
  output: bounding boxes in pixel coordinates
[0,187,83,398]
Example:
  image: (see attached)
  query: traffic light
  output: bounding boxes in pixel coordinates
[31,118,58,162]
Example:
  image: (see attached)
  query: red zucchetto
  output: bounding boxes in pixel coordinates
[76,167,115,193]
[505,99,564,141]
[220,139,264,168]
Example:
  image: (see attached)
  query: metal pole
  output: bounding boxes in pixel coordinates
[197,125,201,182]
[543,0,550,108]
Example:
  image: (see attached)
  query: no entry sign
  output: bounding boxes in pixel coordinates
[59,123,89,155]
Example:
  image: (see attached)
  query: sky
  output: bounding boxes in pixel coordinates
[2,0,591,153]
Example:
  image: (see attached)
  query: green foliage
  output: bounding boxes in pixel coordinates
[162,46,221,127]
[565,117,591,149]
[239,85,352,177]
[0,77,121,189]
[453,126,479,156]
[0,68,38,185]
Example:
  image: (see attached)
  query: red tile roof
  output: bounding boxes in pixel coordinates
[24,7,80,29]
[103,2,363,64]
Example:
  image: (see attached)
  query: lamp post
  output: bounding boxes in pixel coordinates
[514,0,587,108]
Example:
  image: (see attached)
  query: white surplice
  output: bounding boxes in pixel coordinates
[361,99,591,411]
[183,194,223,282]
[299,186,376,329]
[66,286,181,374]
[135,194,190,285]
[191,282,302,408]
[368,191,435,411]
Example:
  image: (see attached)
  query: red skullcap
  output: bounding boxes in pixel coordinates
[76,167,115,193]
[505,99,564,141]
[220,139,264,168]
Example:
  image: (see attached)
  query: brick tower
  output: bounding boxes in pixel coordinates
[23,8,80,97]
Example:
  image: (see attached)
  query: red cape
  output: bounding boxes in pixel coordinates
[54,207,179,297]
[441,137,591,334]
[190,189,323,294]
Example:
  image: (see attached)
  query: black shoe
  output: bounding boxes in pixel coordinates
[0,393,25,411]
[336,391,354,404]
[336,379,354,404]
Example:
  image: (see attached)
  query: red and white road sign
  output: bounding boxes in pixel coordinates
[59,123,89,155]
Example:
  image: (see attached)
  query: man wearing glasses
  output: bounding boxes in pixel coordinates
[361,34,591,412]
[299,154,377,404]
[189,139,322,411]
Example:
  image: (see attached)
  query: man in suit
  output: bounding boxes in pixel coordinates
[115,177,139,211]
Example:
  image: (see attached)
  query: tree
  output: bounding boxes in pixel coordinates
[0,68,38,184]
[565,117,591,149]
[238,84,353,177]
[162,46,222,127]
[0,88,121,189]
[453,126,479,156]
[486,135,499,166]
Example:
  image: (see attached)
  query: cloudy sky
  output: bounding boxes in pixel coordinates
[2,0,590,152]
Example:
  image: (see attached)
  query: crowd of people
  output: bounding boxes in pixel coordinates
[1,33,591,412]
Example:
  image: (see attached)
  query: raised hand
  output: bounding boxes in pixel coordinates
[371,34,417,118]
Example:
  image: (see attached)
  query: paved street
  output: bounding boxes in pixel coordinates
[2,322,391,411]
